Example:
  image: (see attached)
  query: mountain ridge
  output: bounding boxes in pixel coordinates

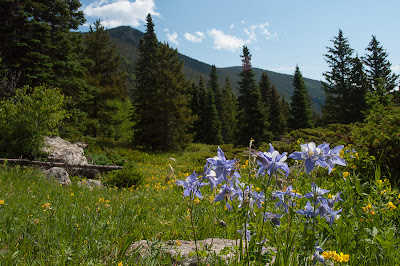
[107,26,325,112]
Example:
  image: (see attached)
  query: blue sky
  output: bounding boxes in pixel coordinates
[79,0,400,81]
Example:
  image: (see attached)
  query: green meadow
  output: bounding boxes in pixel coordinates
[1,139,399,265]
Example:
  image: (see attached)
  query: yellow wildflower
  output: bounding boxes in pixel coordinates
[193,198,200,205]
[342,172,350,179]
[41,203,51,211]
[118,262,123,266]
[341,253,350,262]
[387,202,396,210]
[0,199,4,205]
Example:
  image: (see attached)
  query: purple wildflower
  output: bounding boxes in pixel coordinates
[254,144,290,178]
[206,147,237,183]
[326,145,347,173]
[176,171,208,200]
[289,142,329,174]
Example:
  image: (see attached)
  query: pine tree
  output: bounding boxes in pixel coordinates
[322,29,354,124]
[348,56,368,122]
[236,46,269,145]
[289,65,313,129]
[363,35,399,94]
[280,95,290,129]
[208,65,223,117]
[134,14,194,150]
[195,76,222,144]
[187,82,199,136]
[269,85,286,138]
[155,43,195,149]
[0,0,86,93]
[133,14,160,147]
[259,72,273,110]
[83,20,127,137]
[219,77,237,143]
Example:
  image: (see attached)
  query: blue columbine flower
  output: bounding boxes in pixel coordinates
[273,186,302,213]
[325,145,347,173]
[250,191,265,209]
[176,171,208,200]
[214,181,234,202]
[313,242,325,264]
[237,224,252,241]
[263,212,284,226]
[206,147,237,183]
[304,182,330,207]
[289,142,329,174]
[296,201,316,218]
[203,168,219,191]
[326,205,342,225]
[253,144,290,178]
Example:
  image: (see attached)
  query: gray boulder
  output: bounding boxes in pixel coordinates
[43,167,71,186]
[78,178,103,190]
[128,238,276,265]
[42,137,88,165]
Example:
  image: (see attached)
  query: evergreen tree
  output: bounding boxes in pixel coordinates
[154,43,195,149]
[133,14,160,148]
[348,55,368,122]
[195,76,222,144]
[133,14,194,150]
[259,72,273,110]
[280,95,290,129]
[83,20,127,137]
[208,65,223,117]
[363,35,399,94]
[289,65,313,129]
[0,0,85,93]
[187,81,199,136]
[269,85,286,138]
[219,77,237,143]
[322,29,354,124]
[236,46,269,145]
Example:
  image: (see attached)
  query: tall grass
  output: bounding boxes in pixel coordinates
[0,142,399,265]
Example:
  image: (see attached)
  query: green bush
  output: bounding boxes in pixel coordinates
[0,85,67,158]
[103,164,143,188]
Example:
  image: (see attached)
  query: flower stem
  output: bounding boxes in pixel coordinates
[189,194,200,265]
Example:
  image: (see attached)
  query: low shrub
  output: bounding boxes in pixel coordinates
[102,163,143,188]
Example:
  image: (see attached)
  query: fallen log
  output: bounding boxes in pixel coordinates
[0,158,123,172]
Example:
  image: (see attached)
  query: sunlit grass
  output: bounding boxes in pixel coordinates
[0,143,399,265]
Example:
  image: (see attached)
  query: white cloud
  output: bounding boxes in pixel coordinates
[184,31,205,43]
[244,22,277,42]
[83,0,159,28]
[230,24,235,29]
[207,29,245,52]
[391,65,400,73]
[166,32,179,45]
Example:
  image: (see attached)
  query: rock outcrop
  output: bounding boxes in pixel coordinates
[128,238,276,265]
[43,167,71,186]
[42,136,88,165]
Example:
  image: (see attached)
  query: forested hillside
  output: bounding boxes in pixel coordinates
[108,26,324,112]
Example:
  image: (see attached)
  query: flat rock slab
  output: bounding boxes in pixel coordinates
[128,238,276,265]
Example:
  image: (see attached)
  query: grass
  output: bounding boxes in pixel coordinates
[0,142,399,265]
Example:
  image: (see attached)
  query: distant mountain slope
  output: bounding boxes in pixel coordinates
[107,26,325,112]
